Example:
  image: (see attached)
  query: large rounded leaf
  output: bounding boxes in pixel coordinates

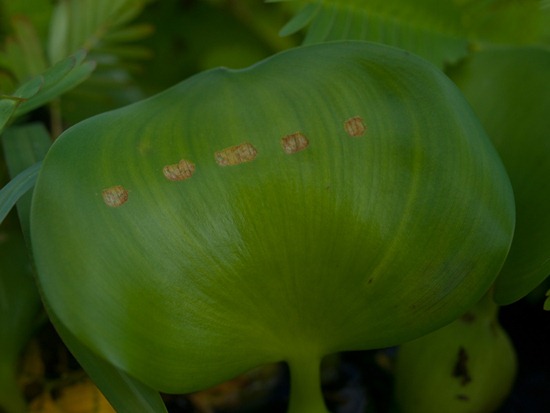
[30,41,514,405]
[451,47,550,305]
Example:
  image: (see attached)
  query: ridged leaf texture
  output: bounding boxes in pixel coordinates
[278,0,550,68]
[31,41,514,412]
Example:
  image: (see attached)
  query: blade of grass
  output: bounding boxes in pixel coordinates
[0,161,41,226]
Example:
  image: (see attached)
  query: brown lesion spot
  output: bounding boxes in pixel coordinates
[163,159,196,181]
[215,142,257,166]
[452,346,472,386]
[281,132,309,154]
[102,185,128,207]
[344,116,366,137]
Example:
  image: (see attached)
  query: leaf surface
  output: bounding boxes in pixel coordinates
[451,47,550,304]
[277,0,550,68]
[47,311,168,413]
[31,41,514,409]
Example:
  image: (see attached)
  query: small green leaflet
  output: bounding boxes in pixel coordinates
[0,162,42,225]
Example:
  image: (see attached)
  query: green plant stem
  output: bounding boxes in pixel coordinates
[49,98,63,139]
[287,355,330,413]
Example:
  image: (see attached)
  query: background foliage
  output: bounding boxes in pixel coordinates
[0,1,549,412]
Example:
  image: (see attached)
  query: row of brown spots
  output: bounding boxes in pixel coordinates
[102,116,366,207]
[215,142,258,166]
[163,159,196,181]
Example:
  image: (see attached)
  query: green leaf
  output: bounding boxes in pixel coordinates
[465,0,550,45]
[0,122,163,412]
[0,51,95,126]
[0,123,48,413]
[0,123,164,413]
[47,0,152,63]
[0,229,42,413]
[280,0,550,68]
[394,293,517,413]
[0,98,17,133]
[46,310,168,413]
[44,0,151,123]
[544,289,550,311]
[41,49,85,88]
[279,2,321,36]
[15,51,96,116]
[31,41,514,411]
[12,73,43,100]
[450,47,550,305]
[1,123,51,237]
[0,161,41,225]
[0,74,43,130]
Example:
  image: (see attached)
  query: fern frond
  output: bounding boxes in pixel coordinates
[43,0,155,123]
[47,0,153,64]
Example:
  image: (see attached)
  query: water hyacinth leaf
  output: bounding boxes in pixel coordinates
[31,41,514,412]
[47,311,168,413]
[394,293,517,413]
[451,47,550,305]
[278,0,549,68]
[278,0,469,66]
[0,124,160,412]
